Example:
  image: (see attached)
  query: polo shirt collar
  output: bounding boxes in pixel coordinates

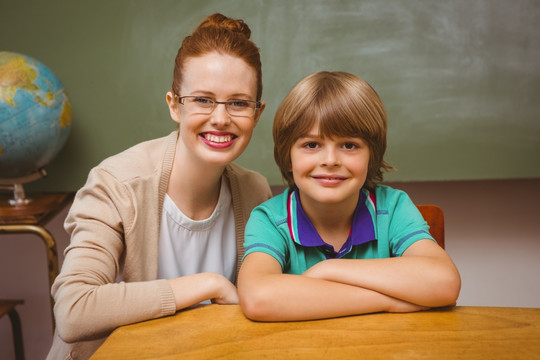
[287,188,376,258]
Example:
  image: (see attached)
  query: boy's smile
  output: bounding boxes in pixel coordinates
[311,174,348,185]
[290,123,370,211]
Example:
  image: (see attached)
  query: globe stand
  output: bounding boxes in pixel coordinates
[0,169,47,206]
[9,184,31,206]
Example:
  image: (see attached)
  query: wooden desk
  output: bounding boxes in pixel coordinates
[0,192,74,329]
[91,305,540,359]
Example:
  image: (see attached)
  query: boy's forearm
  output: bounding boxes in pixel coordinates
[303,254,460,307]
[239,272,425,321]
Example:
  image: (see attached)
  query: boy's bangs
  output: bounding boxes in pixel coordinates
[312,94,366,139]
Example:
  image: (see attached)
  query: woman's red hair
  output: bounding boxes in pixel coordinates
[171,13,262,100]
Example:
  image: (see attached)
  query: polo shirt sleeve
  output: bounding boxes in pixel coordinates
[379,187,436,257]
[242,200,289,270]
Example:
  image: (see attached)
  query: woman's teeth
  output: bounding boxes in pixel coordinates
[204,134,233,143]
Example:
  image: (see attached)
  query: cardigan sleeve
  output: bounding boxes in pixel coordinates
[52,167,176,343]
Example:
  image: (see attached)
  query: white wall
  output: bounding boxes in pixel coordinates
[1,179,539,360]
[0,203,69,360]
[385,179,540,308]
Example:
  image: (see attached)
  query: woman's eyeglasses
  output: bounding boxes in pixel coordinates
[177,96,261,117]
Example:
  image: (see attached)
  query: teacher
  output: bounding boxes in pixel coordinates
[47,13,271,359]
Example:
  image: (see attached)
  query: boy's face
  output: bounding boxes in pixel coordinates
[290,123,370,210]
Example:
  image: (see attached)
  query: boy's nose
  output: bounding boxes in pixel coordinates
[321,148,341,167]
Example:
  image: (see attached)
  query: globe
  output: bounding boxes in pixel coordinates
[0,51,72,185]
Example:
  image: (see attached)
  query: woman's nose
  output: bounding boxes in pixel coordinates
[210,103,231,127]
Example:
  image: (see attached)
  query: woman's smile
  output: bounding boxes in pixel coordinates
[200,131,237,148]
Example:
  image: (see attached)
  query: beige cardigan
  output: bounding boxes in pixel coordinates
[47,131,272,359]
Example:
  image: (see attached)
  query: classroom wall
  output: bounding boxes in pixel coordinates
[1,0,540,192]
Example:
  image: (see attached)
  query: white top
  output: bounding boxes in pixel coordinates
[158,178,237,287]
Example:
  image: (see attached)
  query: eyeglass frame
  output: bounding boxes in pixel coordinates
[176,95,262,117]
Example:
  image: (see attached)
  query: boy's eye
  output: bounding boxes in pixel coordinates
[343,142,358,150]
[304,142,319,149]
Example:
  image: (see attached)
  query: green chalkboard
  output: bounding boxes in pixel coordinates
[1,0,539,191]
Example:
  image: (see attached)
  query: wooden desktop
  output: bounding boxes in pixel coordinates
[91,304,540,359]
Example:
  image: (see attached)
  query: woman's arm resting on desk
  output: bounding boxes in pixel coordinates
[238,252,428,321]
[167,272,239,309]
[303,240,461,307]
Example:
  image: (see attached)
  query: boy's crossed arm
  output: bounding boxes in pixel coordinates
[303,239,461,307]
[237,240,460,322]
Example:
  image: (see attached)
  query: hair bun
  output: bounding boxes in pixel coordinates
[196,13,251,39]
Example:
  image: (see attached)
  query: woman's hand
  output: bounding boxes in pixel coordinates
[210,276,239,304]
[168,272,238,310]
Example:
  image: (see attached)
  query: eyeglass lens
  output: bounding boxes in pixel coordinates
[181,96,258,117]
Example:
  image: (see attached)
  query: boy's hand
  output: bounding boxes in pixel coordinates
[387,298,431,313]
[302,260,331,279]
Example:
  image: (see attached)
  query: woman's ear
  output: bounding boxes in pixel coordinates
[166,92,181,124]
[252,100,266,125]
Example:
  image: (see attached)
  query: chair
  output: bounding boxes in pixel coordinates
[0,300,25,360]
[416,205,445,249]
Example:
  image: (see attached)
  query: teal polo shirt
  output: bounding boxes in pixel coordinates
[243,185,435,275]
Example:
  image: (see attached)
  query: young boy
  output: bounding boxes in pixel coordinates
[238,71,461,321]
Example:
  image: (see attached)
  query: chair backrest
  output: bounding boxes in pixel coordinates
[416,205,445,249]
